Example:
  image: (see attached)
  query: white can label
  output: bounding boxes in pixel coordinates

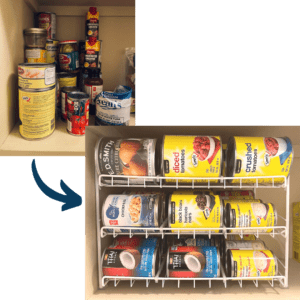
[84,84,103,105]
[25,49,41,59]
[45,67,56,85]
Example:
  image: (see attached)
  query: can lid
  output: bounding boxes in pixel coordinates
[59,40,77,44]
[68,91,89,100]
[24,28,47,35]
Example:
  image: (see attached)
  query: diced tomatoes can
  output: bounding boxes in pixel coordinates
[61,86,80,121]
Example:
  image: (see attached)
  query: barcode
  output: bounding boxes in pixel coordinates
[294,251,299,260]
[67,120,72,132]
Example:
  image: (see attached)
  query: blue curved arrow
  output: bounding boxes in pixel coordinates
[31,159,82,211]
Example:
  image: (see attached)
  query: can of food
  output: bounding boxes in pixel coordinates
[102,237,159,277]
[223,199,262,208]
[57,72,77,113]
[168,191,223,233]
[226,136,293,184]
[167,246,220,278]
[226,249,278,278]
[102,194,163,233]
[224,202,277,233]
[19,85,55,140]
[66,91,89,136]
[226,235,257,241]
[59,40,79,71]
[112,236,144,249]
[18,63,55,89]
[96,137,160,184]
[46,39,59,64]
[61,86,80,121]
[25,48,47,63]
[219,190,254,201]
[162,135,222,183]
[37,12,56,39]
[172,236,222,247]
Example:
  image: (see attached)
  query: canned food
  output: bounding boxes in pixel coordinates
[25,48,46,63]
[102,194,163,233]
[167,246,220,278]
[97,138,159,184]
[224,202,277,233]
[46,39,59,64]
[37,12,56,39]
[84,37,101,68]
[19,86,55,140]
[226,136,293,184]
[61,86,80,121]
[102,237,159,277]
[59,40,79,71]
[112,236,144,249]
[57,72,77,88]
[23,28,47,48]
[18,63,55,89]
[86,7,99,39]
[172,235,223,247]
[226,235,257,241]
[219,190,254,200]
[168,191,223,233]
[162,135,222,183]
[226,249,278,278]
[66,91,89,136]
[223,199,262,208]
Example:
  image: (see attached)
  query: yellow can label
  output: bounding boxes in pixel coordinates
[163,135,222,182]
[227,202,275,233]
[46,40,59,64]
[231,137,293,184]
[169,192,222,232]
[223,199,262,207]
[58,76,77,89]
[19,88,55,139]
[227,235,256,241]
[230,250,276,278]
[25,49,47,63]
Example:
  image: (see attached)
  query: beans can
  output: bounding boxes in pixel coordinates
[226,136,293,184]
[18,63,55,89]
[46,39,59,64]
[102,237,159,277]
[167,246,220,278]
[219,190,254,200]
[66,91,89,136]
[224,202,277,233]
[19,86,55,140]
[102,194,163,233]
[61,86,80,121]
[162,135,222,183]
[97,138,159,184]
[37,12,56,39]
[226,249,278,278]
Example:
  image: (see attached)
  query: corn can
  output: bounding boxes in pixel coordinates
[162,135,222,183]
[226,136,293,184]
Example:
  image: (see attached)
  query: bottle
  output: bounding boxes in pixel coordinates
[84,68,103,115]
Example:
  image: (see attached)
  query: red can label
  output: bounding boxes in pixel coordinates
[38,13,56,39]
[67,99,89,135]
[112,236,143,249]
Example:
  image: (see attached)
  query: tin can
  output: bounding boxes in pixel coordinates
[96,137,159,184]
[112,236,144,249]
[167,246,220,278]
[223,199,262,208]
[102,194,163,233]
[37,12,56,39]
[226,136,293,184]
[25,48,46,63]
[168,191,223,233]
[226,249,278,278]
[61,86,80,121]
[18,63,55,89]
[102,237,159,277]
[172,236,223,248]
[19,86,55,140]
[66,91,89,136]
[224,202,277,233]
[162,135,223,183]
[219,190,254,201]
[46,39,59,64]
[226,234,257,241]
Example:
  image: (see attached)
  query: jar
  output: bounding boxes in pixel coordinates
[84,68,103,115]
[59,40,79,71]
[23,28,47,48]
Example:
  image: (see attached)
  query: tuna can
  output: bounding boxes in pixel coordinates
[167,246,220,278]
[219,190,254,201]
[18,63,55,89]
[96,137,160,184]
[61,86,80,121]
[66,91,89,136]
[102,237,159,277]
[46,39,59,64]
[37,12,56,39]
[224,202,277,233]
[19,85,55,140]
[162,135,223,183]
[226,249,278,278]
[226,136,293,185]
[102,194,163,233]
[168,191,223,233]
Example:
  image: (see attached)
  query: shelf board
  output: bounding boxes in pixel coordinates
[36,0,135,7]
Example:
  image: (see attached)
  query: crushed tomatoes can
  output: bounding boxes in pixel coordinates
[168,191,223,233]
[226,136,293,184]
[66,91,89,136]
[226,249,278,278]
[37,12,56,39]
[162,135,222,183]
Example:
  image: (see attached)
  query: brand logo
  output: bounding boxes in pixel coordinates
[22,96,31,102]
[173,152,180,173]
[192,153,198,167]
[18,67,24,75]
[264,153,270,166]
[96,99,121,110]
[59,54,71,65]
[39,14,50,22]
[86,50,95,55]
[106,205,119,220]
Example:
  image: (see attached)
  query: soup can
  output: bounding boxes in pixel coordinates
[96,137,159,184]
[224,202,277,233]
[162,135,222,183]
[226,249,278,278]
[219,190,254,200]
[19,85,55,140]
[66,91,89,136]
[167,246,220,278]
[168,191,223,233]
[37,12,56,39]
[61,86,80,121]
[226,136,293,184]
[102,194,163,233]
[46,39,59,64]
[102,237,159,277]
[18,63,55,89]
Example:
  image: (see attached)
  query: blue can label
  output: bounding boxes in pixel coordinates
[59,52,79,71]
[201,246,219,278]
